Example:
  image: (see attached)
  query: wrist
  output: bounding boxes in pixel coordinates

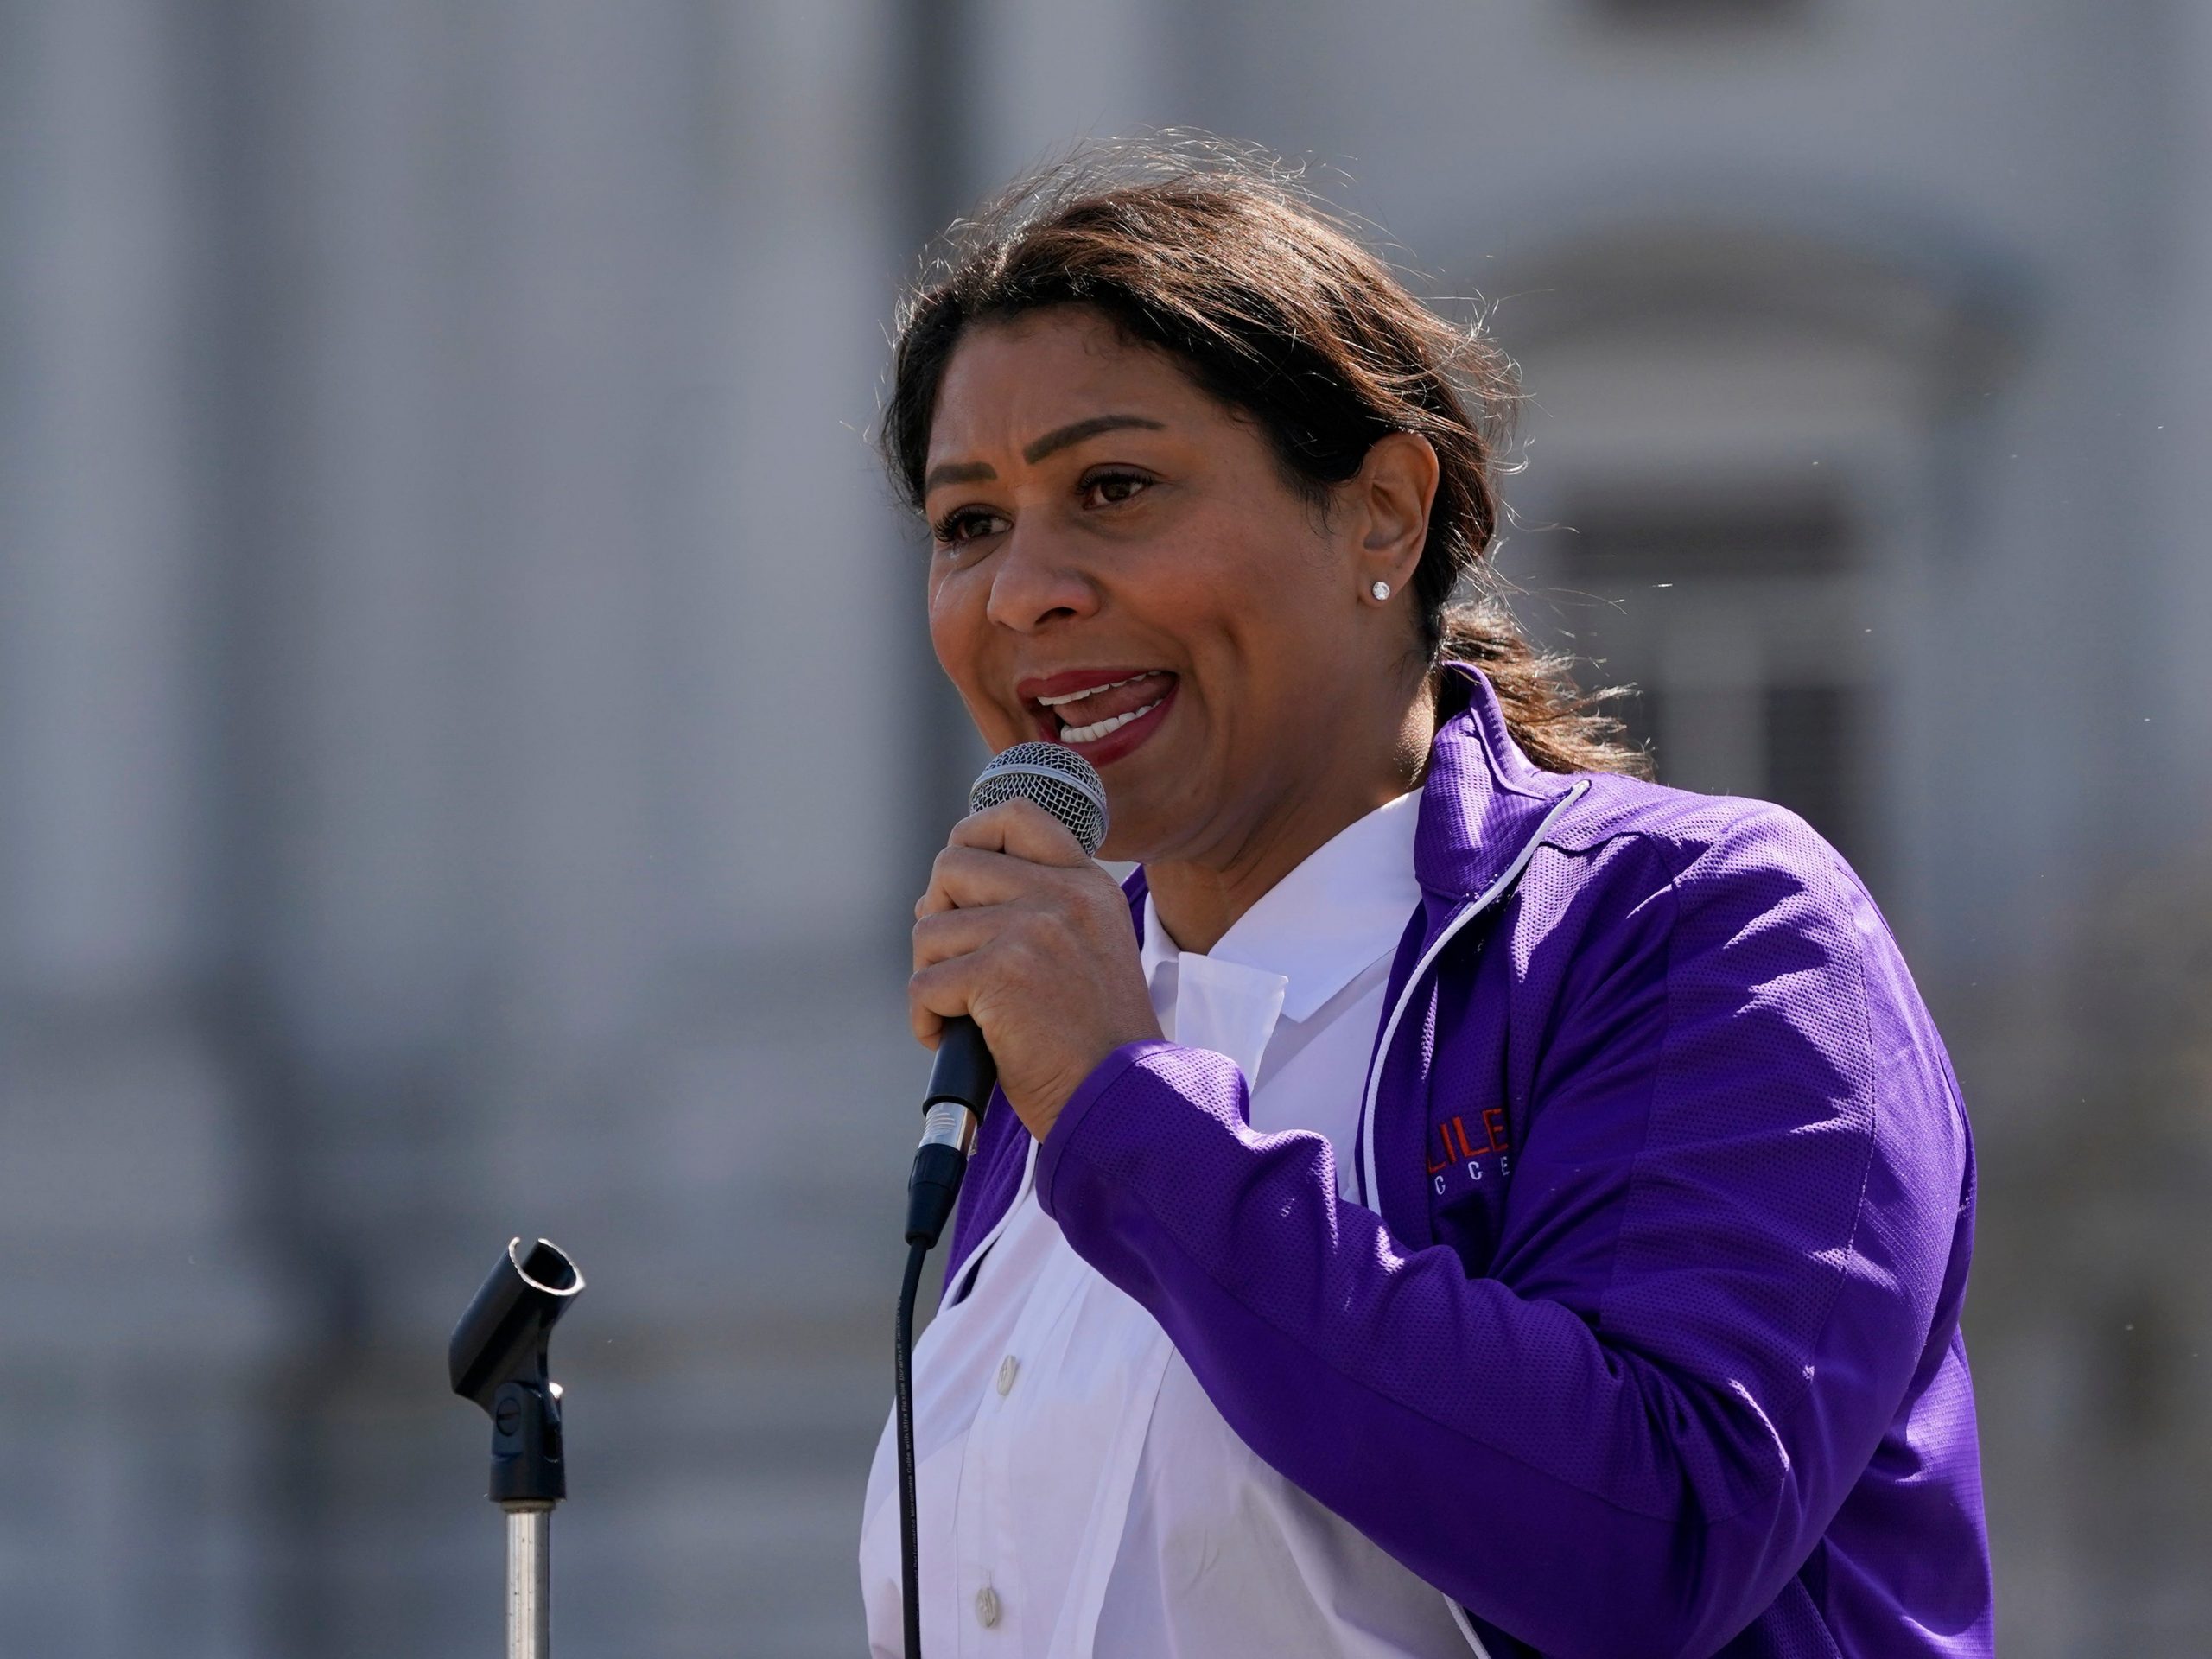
[1014,1021,1163,1141]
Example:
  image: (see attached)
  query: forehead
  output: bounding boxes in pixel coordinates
[926,308,1208,465]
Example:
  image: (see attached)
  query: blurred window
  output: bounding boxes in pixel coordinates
[1548,484,1873,878]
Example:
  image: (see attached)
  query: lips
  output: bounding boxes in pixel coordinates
[1015,669,1178,750]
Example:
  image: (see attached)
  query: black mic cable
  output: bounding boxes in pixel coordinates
[895,741,1109,1658]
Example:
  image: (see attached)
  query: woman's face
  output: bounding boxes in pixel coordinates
[922,305,1432,866]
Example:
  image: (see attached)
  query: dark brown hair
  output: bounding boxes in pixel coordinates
[884,139,1646,778]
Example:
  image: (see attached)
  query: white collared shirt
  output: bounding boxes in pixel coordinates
[861,790,1475,1658]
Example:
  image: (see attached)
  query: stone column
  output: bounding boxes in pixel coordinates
[0,3,283,1654]
[2156,2,2212,817]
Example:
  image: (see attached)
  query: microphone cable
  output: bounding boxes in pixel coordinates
[894,1236,931,1659]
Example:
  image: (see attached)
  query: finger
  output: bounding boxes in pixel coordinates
[908,957,978,1046]
[912,905,1000,971]
[912,1001,944,1050]
[946,797,1092,868]
[920,843,1075,916]
[913,849,991,920]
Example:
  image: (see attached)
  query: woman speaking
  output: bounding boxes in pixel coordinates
[859,144,1991,1659]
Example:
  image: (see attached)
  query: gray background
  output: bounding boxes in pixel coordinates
[3,1,2208,1654]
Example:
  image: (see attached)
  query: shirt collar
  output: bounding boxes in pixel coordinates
[1140,788,1421,1024]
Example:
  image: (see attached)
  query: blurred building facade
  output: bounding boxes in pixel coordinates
[1,1,2206,1655]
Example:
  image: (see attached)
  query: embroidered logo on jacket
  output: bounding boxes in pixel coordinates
[1427,1109,1511,1195]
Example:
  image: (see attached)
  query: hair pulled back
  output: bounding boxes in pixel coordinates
[884,138,1644,778]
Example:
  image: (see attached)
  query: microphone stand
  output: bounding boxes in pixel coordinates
[450,1237,586,1659]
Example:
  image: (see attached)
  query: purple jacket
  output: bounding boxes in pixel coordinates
[943,664,1992,1659]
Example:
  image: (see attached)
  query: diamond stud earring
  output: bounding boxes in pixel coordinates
[1370,580,1391,601]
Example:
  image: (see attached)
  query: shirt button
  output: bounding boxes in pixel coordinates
[995,1354,1019,1395]
[975,1585,1001,1628]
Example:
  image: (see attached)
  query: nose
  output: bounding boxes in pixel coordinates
[983,524,1100,634]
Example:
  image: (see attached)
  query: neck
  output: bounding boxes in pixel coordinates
[1145,677,1435,954]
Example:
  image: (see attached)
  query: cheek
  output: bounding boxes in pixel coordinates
[927,569,1028,740]
[926,568,982,680]
[1165,523,1336,672]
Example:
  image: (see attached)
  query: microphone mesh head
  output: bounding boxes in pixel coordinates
[969,741,1109,857]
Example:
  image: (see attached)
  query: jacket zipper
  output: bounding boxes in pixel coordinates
[1349,779,1587,1659]
[1356,781,1587,1210]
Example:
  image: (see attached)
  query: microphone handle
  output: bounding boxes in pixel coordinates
[906,1015,994,1248]
[925,1014,997,1118]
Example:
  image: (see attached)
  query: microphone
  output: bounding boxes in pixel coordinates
[904,741,1109,1248]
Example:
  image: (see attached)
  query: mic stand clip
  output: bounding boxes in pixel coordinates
[449,1237,586,1659]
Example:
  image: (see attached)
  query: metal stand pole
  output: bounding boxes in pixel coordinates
[506,1501,553,1659]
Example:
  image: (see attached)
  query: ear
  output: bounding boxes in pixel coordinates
[1351,430,1439,597]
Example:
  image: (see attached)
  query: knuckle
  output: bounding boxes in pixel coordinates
[928,854,973,903]
[911,912,963,966]
[910,957,967,1007]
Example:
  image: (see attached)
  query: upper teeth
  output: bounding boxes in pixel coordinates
[1038,674,1151,708]
[1061,697,1163,745]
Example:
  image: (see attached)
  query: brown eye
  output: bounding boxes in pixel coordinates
[1081,469,1152,509]
[932,507,1007,550]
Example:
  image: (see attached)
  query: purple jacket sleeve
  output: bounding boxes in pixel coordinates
[1033,813,1970,1659]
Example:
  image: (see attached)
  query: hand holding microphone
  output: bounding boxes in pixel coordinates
[909,748,1159,1144]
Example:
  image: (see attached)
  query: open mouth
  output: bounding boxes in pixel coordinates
[1018,669,1179,758]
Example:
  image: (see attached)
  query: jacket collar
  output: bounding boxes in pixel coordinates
[1120,663,1580,918]
[1413,662,1584,902]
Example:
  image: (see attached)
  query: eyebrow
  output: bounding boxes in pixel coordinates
[1024,413,1164,462]
[922,414,1166,493]
[922,460,996,491]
